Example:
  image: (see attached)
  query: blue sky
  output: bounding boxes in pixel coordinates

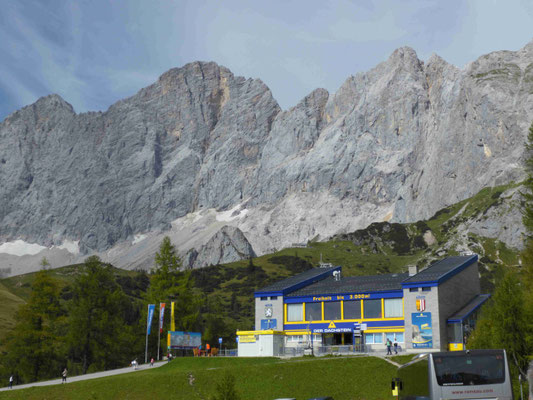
[1,0,532,121]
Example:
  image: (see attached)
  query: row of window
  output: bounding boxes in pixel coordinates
[365,332,404,344]
[409,287,432,292]
[286,334,322,343]
[286,298,403,322]
[260,296,278,300]
[284,332,405,344]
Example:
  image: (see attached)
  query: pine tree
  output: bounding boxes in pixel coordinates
[2,269,65,383]
[67,256,135,374]
[469,271,532,376]
[145,237,203,358]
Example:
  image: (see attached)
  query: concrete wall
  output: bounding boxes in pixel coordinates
[254,295,284,330]
[403,261,480,351]
[403,284,440,351]
[238,334,284,357]
[436,261,480,349]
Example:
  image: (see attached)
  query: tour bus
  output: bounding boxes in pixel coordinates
[391,349,513,399]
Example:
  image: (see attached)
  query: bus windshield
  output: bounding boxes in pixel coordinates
[433,353,506,386]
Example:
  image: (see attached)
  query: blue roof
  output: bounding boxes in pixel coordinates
[402,255,478,287]
[447,294,490,323]
[255,266,340,296]
[286,273,408,297]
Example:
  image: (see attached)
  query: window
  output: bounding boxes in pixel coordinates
[287,303,303,322]
[363,299,382,318]
[287,335,304,343]
[385,332,404,343]
[409,287,418,292]
[365,333,383,344]
[422,287,431,292]
[324,301,342,320]
[260,296,268,301]
[343,300,361,319]
[384,298,403,318]
[305,302,322,321]
[270,296,278,300]
[312,334,322,343]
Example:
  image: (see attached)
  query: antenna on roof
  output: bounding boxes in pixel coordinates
[319,253,333,269]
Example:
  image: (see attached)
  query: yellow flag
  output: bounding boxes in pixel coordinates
[171,302,175,331]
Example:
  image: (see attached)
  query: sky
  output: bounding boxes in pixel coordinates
[1,0,533,121]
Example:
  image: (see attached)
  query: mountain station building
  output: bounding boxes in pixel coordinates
[237,255,489,356]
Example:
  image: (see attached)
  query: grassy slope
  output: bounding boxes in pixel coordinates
[0,356,397,400]
[0,265,143,343]
[0,264,139,302]
[0,281,25,342]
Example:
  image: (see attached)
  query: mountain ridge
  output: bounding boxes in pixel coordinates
[1,40,532,275]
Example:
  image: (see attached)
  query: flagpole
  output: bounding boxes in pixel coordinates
[145,304,150,364]
[145,326,149,364]
[157,327,161,361]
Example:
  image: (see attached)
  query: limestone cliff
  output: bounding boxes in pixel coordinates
[1,41,533,274]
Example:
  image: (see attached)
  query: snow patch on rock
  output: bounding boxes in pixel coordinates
[55,240,80,254]
[132,234,147,245]
[0,240,47,256]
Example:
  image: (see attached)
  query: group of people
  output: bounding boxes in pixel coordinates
[197,343,211,356]
[386,338,399,355]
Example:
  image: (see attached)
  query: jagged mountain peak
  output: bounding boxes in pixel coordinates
[1,42,532,275]
[520,37,533,53]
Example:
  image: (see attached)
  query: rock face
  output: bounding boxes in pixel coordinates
[185,226,256,269]
[1,41,533,274]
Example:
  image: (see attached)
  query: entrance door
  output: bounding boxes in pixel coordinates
[353,334,363,352]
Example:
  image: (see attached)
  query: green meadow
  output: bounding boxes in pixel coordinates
[0,356,397,400]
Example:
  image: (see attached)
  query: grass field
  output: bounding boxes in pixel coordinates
[0,281,25,342]
[0,356,398,400]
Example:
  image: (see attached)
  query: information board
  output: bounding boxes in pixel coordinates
[168,331,202,349]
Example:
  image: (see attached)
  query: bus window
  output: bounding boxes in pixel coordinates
[433,353,506,386]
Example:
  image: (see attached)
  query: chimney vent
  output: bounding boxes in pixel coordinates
[408,265,418,277]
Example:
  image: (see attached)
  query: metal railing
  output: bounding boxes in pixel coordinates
[283,347,306,357]
[217,348,238,357]
[316,344,367,355]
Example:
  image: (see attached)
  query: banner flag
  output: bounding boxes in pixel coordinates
[171,302,175,331]
[159,303,166,333]
[147,304,155,335]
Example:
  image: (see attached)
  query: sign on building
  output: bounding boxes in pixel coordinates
[411,312,433,348]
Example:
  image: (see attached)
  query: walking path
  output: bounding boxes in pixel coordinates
[0,360,167,392]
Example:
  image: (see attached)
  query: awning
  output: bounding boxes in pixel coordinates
[447,294,491,323]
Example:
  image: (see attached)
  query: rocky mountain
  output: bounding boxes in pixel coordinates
[1,40,532,275]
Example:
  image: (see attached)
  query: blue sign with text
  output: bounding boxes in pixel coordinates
[411,312,433,348]
[261,319,277,330]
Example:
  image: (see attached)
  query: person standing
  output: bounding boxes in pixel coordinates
[386,339,392,355]
[8,375,13,389]
[62,368,67,383]
[393,339,398,354]
[150,357,154,367]
[206,343,210,356]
